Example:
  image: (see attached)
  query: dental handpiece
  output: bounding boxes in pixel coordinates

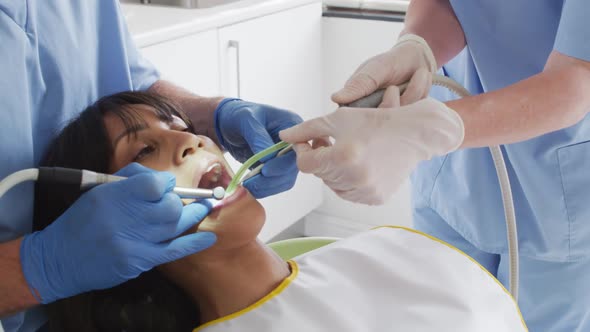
[342,89,386,108]
[339,82,410,108]
[38,167,226,200]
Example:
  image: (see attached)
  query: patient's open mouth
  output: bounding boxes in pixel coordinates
[196,162,232,190]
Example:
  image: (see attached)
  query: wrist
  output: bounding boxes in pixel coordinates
[149,80,226,146]
[396,34,437,73]
[19,233,47,303]
[213,98,242,149]
[436,101,465,152]
[191,96,225,147]
[404,98,465,154]
[0,237,40,316]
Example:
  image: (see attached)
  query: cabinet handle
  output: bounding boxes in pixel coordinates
[228,40,241,98]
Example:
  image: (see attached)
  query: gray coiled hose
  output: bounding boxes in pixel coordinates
[345,75,519,301]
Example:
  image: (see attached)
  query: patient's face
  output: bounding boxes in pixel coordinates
[102,104,266,250]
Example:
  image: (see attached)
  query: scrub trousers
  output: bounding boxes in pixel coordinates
[413,204,590,332]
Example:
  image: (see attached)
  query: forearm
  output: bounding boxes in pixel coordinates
[448,53,590,148]
[0,238,39,317]
[402,0,465,68]
[149,80,224,145]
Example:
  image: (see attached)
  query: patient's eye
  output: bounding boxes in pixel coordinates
[134,144,155,162]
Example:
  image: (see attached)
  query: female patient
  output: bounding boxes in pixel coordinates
[34,92,526,332]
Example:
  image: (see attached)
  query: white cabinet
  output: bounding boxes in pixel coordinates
[140,3,324,242]
[218,3,324,241]
[217,3,323,120]
[141,29,220,96]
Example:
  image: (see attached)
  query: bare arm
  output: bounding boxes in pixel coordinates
[403,3,590,147]
[402,0,466,68]
[447,51,590,148]
[0,238,39,317]
[149,80,224,145]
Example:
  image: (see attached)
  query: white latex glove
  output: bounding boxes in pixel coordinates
[279,93,464,205]
[332,34,437,107]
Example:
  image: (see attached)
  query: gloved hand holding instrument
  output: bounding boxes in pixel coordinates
[332,34,438,107]
[279,33,456,205]
[281,89,464,206]
[15,163,217,303]
[214,99,302,198]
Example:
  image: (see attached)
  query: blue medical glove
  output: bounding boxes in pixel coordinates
[20,163,217,304]
[214,98,302,198]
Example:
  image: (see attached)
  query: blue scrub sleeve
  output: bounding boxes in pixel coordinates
[116,3,160,91]
[553,0,590,61]
[0,12,35,332]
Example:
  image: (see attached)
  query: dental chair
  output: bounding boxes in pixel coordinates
[268,237,339,260]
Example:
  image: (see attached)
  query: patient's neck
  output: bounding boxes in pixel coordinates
[171,239,290,324]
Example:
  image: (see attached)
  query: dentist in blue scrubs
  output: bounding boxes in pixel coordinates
[283,1,590,330]
[0,1,300,331]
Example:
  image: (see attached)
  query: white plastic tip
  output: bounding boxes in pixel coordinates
[212,186,225,200]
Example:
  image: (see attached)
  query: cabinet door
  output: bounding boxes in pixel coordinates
[218,3,324,241]
[141,29,220,96]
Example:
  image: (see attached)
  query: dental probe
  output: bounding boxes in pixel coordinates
[0,167,225,200]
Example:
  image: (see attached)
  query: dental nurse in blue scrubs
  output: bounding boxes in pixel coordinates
[0,1,301,331]
[282,1,590,330]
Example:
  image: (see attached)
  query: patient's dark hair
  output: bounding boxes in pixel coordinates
[33,91,200,331]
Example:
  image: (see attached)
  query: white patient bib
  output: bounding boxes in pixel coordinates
[195,226,527,332]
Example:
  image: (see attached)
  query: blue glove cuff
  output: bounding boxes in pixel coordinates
[214,98,242,149]
[20,232,49,303]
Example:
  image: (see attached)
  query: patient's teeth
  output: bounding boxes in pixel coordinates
[203,163,222,184]
[206,163,221,174]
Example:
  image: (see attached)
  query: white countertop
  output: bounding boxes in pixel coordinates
[122,0,320,47]
[324,0,409,12]
[122,0,408,47]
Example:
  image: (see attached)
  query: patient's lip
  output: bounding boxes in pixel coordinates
[213,186,246,211]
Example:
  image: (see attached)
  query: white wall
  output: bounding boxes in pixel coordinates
[304,17,413,238]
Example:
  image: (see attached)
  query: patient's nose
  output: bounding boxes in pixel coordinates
[175,133,204,164]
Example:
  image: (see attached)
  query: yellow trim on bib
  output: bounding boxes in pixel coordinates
[193,260,299,332]
[374,225,528,331]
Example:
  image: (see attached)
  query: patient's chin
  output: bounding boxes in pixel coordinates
[195,217,218,233]
[195,194,265,247]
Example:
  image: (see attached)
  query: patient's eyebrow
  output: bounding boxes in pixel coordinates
[113,125,148,149]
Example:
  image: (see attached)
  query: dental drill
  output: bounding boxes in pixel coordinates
[0,167,225,201]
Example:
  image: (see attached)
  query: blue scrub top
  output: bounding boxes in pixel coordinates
[413,0,590,262]
[0,1,159,331]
